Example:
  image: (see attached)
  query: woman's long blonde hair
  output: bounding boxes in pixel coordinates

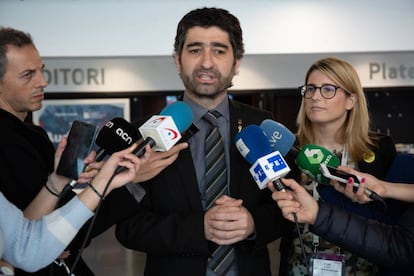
[296,57,374,162]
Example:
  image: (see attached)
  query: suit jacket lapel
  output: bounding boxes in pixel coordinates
[229,101,245,196]
[175,147,204,210]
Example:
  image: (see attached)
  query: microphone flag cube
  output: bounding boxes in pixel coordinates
[249,151,291,189]
[139,115,181,151]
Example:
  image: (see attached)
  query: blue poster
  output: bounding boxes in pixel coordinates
[33,98,130,148]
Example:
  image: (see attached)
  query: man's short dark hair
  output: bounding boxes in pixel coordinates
[0,27,34,80]
[174,7,245,61]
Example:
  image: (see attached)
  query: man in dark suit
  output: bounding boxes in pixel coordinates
[116,7,283,276]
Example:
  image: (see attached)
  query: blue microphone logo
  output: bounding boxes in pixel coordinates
[252,163,267,182]
[267,153,288,173]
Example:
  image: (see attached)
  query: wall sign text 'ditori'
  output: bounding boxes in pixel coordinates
[43,68,105,86]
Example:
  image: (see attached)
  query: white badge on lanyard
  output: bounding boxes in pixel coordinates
[309,252,346,276]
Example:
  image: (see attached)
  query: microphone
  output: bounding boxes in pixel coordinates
[59,118,140,198]
[260,119,299,158]
[237,125,306,265]
[296,144,383,202]
[235,125,291,190]
[65,105,192,275]
[94,117,140,162]
[296,144,340,185]
[236,124,306,262]
[132,101,193,156]
[115,101,193,174]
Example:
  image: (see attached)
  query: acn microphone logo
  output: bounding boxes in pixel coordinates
[115,128,134,144]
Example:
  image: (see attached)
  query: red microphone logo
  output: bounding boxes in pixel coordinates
[164,128,179,140]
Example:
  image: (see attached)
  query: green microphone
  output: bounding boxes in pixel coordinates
[296,144,340,185]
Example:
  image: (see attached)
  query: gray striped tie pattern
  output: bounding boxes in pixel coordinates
[203,110,235,275]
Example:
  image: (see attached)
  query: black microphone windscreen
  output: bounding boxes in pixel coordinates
[95,118,139,154]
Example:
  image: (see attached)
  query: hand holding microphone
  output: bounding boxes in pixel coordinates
[57,117,140,197]
[62,117,139,175]
[331,166,387,204]
[237,122,308,263]
[268,178,319,225]
[83,143,145,199]
[258,121,384,202]
[296,144,384,203]
[79,117,140,176]
[115,101,193,174]
[234,122,314,265]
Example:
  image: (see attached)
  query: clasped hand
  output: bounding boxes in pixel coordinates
[204,195,255,245]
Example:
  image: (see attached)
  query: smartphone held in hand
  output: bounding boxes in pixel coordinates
[56,120,98,179]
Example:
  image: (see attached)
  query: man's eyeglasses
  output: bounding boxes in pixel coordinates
[299,84,342,99]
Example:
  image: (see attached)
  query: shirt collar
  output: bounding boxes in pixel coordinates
[182,94,230,125]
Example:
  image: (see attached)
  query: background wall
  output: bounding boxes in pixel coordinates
[2,0,414,57]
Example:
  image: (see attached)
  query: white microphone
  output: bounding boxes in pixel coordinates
[249,150,291,189]
[138,115,182,152]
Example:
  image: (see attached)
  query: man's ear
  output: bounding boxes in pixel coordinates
[234,59,241,76]
[174,53,181,71]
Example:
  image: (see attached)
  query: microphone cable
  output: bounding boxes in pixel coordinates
[273,180,309,273]
[68,172,115,276]
[292,212,309,273]
[55,159,100,210]
[55,179,78,209]
[50,168,88,275]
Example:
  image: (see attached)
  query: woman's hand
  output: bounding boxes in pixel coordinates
[330,166,387,203]
[268,178,319,224]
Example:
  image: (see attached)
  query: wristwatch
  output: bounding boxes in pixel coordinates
[0,266,14,276]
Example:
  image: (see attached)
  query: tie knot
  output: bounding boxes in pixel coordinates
[203,110,221,127]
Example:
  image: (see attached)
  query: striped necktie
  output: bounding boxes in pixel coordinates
[203,110,235,275]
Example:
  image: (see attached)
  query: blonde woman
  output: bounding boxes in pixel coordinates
[280,57,397,275]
